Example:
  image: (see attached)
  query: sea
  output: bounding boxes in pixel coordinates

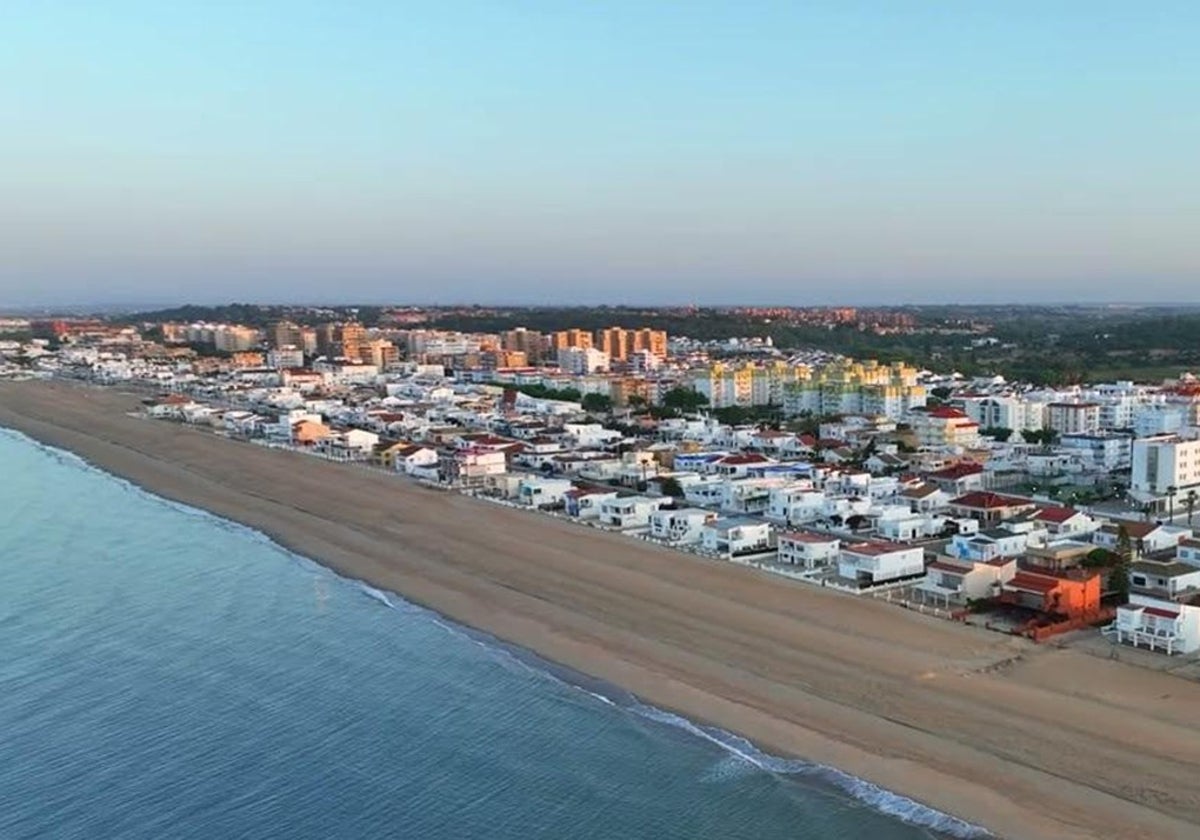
[0,429,986,840]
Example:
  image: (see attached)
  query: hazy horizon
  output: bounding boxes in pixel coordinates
[5,3,1199,306]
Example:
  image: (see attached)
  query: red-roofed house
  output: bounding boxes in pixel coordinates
[927,462,986,495]
[949,492,1038,525]
[1113,594,1200,654]
[1031,506,1098,540]
[999,570,1101,619]
[916,556,1017,606]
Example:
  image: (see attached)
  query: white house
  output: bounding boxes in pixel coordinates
[1030,506,1098,541]
[765,486,826,525]
[1112,594,1200,654]
[649,507,717,545]
[721,477,789,515]
[701,518,774,558]
[392,444,440,475]
[564,489,619,520]
[599,496,668,529]
[1129,561,1200,601]
[517,476,575,509]
[776,531,840,568]
[947,528,1028,563]
[874,509,938,542]
[915,556,1017,606]
[838,541,926,587]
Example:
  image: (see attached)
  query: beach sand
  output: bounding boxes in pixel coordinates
[3,379,1199,839]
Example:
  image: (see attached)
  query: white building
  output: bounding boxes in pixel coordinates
[1112,595,1200,655]
[1058,433,1132,471]
[776,531,840,568]
[649,507,717,544]
[838,541,926,586]
[701,518,774,558]
[1046,402,1101,436]
[946,529,1028,563]
[599,496,667,529]
[1133,405,1189,438]
[765,486,827,525]
[915,556,1017,606]
[557,346,610,374]
[1130,435,1200,511]
[517,476,575,509]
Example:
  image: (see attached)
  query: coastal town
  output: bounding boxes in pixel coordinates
[6,311,1200,665]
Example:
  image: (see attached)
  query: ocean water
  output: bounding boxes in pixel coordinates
[0,429,984,840]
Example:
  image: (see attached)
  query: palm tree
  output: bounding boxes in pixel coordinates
[1167,485,1179,521]
[1187,489,1198,525]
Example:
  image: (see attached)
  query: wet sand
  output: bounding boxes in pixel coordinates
[3,379,1199,839]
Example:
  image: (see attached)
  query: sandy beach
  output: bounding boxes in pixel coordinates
[3,381,1199,839]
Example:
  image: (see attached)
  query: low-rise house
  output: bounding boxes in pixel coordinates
[682,476,727,508]
[765,486,826,525]
[874,510,939,542]
[701,517,774,558]
[776,531,840,568]
[916,556,1016,606]
[440,447,507,488]
[1112,595,1200,654]
[649,507,717,545]
[599,495,668,529]
[948,492,1038,525]
[1092,522,1189,558]
[517,476,575,509]
[998,570,1101,619]
[837,540,925,587]
[564,488,619,520]
[1031,506,1098,541]
[292,418,333,446]
[712,452,776,478]
[1129,561,1200,601]
[900,482,952,514]
[721,477,790,515]
[927,462,986,496]
[1024,540,1095,573]
[947,528,1028,563]
[1177,537,1200,565]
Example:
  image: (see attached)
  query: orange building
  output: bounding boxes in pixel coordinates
[551,329,593,350]
[291,419,332,445]
[596,326,668,361]
[999,570,1101,620]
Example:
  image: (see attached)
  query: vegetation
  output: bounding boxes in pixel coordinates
[980,426,1013,442]
[580,393,612,414]
[661,387,709,414]
[659,477,684,498]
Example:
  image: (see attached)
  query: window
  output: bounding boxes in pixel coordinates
[1132,575,1147,586]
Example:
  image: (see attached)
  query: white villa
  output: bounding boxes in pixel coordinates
[649,507,718,545]
[776,531,840,569]
[1111,595,1200,655]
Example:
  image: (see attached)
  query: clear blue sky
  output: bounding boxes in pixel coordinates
[3,2,1198,306]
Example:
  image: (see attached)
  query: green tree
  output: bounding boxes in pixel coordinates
[980,426,1013,442]
[660,476,684,498]
[581,393,612,414]
[1166,484,1178,521]
[626,394,647,411]
[662,387,708,414]
[1186,489,1198,525]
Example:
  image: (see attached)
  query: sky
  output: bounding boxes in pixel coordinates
[3,1,1199,307]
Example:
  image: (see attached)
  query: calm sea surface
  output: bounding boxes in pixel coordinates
[0,429,983,839]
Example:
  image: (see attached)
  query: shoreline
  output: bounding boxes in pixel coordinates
[3,380,1200,839]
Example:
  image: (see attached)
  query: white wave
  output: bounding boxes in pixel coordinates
[624,702,990,838]
[358,582,395,609]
